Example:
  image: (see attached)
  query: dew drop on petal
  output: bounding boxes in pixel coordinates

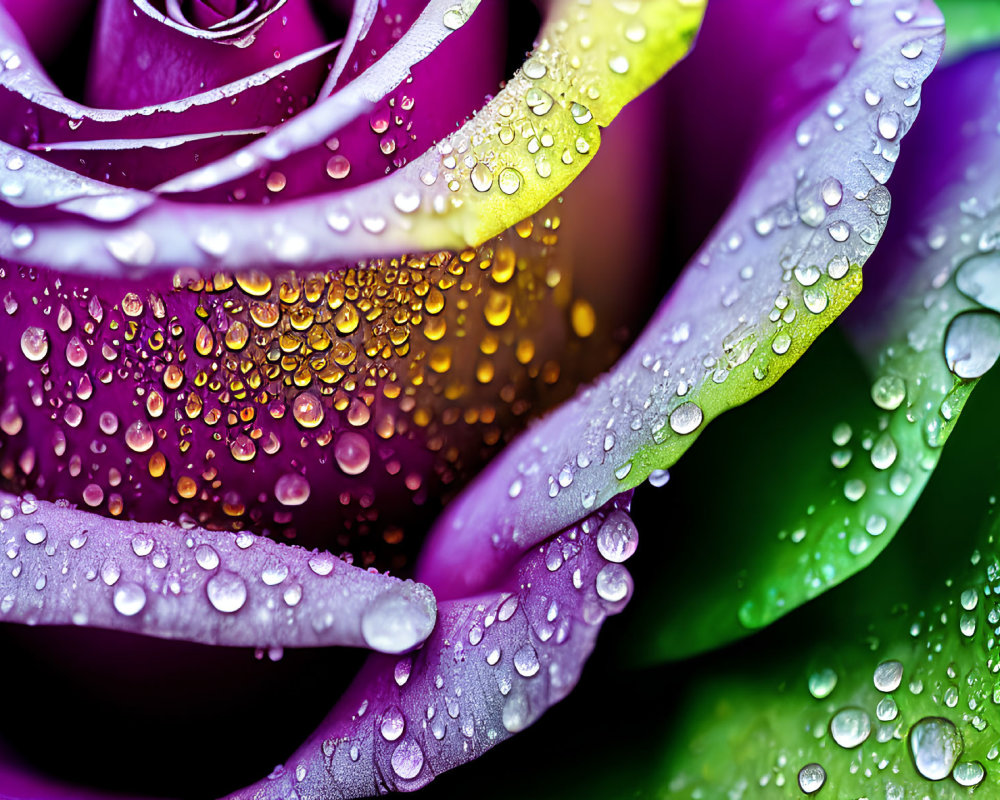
[194,544,220,570]
[361,586,436,654]
[829,707,871,748]
[797,763,826,794]
[873,660,903,692]
[669,402,703,435]
[206,570,248,613]
[595,510,638,563]
[944,311,1000,379]
[909,717,962,780]
[20,327,48,362]
[274,473,310,506]
[390,739,424,780]
[113,582,146,616]
[595,563,629,602]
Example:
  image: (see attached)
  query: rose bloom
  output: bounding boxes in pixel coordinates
[4,0,993,798]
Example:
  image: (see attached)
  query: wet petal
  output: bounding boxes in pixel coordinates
[87,0,326,108]
[0,491,436,652]
[0,5,336,189]
[226,496,635,798]
[659,423,1000,799]
[0,0,702,275]
[620,46,1000,661]
[418,0,945,599]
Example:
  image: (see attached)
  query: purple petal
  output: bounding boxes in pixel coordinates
[0,491,436,652]
[152,0,496,198]
[0,0,701,275]
[417,0,945,599]
[87,0,326,108]
[0,5,337,188]
[226,496,635,798]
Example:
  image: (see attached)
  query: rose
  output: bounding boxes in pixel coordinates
[0,0,984,798]
[0,0,702,796]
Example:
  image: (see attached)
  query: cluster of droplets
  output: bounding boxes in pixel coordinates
[0,490,435,652]
[0,205,606,561]
[260,500,638,798]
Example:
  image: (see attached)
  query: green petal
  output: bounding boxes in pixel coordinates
[624,50,1000,663]
[659,395,1000,798]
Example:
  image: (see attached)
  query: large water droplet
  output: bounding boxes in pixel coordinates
[944,311,1000,379]
[113,582,147,616]
[20,327,48,362]
[513,643,540,677]
[797,763,826,794]
[361,585,436,654]
[206,570,248,613]
[956,253,1000,312]
[669,402,703,435]
[595,510,638,562]
[595,563,629,602]
[909,717,962,780]
[829,707,871,748]
[873,660,903,692]
[380,706,405,741]
[390,739,424,780]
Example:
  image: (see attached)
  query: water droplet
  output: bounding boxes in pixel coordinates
[595,563,629,602]
[953,761,985,787]
[513,643,540,677]
[873,660,903,692]
[20,327,48,362]
[124,420,154,453]
[390,739,424,780]
[361,586,436,654]
[829,708,871,748]
[442,4,469,29]
[797,763,826,794]
[471,162,493,192]
[24,524,46,545]
[808,668,838,699]
[945,311,1000,379]
[956,253,1000,312]
[871,375,906,410]
[261,561,288,586]
[669,402,703,435]
[877,696,898,722]
[308,551,335,576]
[274,473,310,506]
[595,510,638,562]
[113,582,146,616]
[206,570,247,613]
[131,532,153,557]
[195,544,220,570]
[498,168,522,195]
[909,717,962,780]
[334,432,370,475]
[380,706,405,741]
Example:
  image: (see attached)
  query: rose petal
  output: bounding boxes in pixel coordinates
[0,6,336,188]
[416,0,945,600]
[87,0,325,108]
[0,0,702,275]
[226,496,635,799]
[0,491,437,652]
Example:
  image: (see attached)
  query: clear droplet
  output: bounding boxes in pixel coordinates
[909,717,962,781]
